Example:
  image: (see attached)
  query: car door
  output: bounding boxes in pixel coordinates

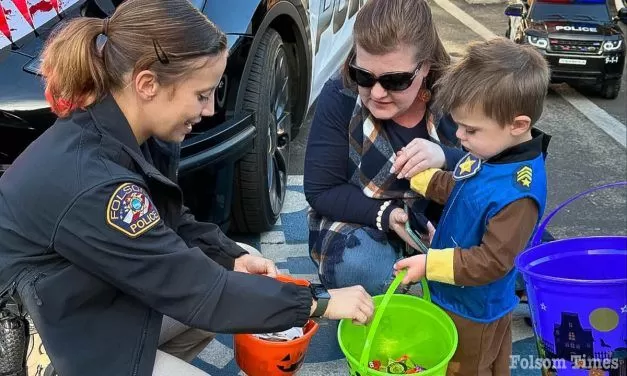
[307,0,364,106]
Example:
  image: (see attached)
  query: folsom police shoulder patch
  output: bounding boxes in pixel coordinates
[106,183,161,238]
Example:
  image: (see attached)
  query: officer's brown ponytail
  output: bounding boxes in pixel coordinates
[41,17,107,117]
[41,0,227,118]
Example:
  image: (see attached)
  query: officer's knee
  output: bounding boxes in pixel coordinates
[236,242,261,257]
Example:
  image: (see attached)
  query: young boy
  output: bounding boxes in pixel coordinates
[394,37,551,376]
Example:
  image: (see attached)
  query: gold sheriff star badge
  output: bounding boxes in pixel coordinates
[453,153,482,180]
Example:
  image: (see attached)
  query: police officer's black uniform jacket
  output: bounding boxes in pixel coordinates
[0,96,312,376]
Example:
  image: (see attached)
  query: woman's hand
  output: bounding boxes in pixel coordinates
[388,208,422,251]
[391,138,445,179]
[319,285,374,325]
[425,221,436,244]
[233,254,279,277]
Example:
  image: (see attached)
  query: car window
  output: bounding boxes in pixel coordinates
[530,2,611,22]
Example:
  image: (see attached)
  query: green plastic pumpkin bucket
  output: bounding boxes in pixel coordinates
[337,272,458,375]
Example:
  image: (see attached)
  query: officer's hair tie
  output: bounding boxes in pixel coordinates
[102,17,110,36]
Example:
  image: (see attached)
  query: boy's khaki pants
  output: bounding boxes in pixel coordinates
[445,310,512,376]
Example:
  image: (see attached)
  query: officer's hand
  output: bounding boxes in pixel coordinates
[233,254,279,277]
[322,286,374,325]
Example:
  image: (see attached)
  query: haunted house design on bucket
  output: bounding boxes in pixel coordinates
[538,312,627,375]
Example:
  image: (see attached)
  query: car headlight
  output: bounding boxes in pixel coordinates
[603,40,622,51]
[527,35,548,49]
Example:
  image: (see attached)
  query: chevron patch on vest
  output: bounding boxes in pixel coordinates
[515,165,533,189]
[453,153,482,181]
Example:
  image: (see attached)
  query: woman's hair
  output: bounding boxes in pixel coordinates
[41,0,227,117]
[342,0,450,91]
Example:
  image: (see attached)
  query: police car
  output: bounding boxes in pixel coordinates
[0,0,362,233]
[505,0,627,99]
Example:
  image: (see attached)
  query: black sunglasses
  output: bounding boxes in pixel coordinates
[348,59,422,91]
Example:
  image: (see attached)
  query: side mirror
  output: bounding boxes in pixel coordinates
[618,7,627,24]
[505,3,524,17]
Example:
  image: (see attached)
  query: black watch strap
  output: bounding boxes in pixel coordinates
[312,296,329,318]
[309,283,330,318]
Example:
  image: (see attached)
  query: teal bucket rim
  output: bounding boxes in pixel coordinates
[516,236,627,285]
[337,294,458,376]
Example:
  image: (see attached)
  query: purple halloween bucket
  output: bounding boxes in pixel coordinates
[515,182,627,376]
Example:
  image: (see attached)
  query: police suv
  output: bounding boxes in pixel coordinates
[505,0,627,99]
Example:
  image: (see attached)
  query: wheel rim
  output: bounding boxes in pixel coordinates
[266,46,290,216]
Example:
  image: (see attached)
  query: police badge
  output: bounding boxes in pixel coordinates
[453,153,482,181]
[106,183,161,238]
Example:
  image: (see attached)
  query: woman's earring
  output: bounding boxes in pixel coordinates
[417,87,432,102]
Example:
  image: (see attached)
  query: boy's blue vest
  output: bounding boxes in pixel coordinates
[429,153,547,323]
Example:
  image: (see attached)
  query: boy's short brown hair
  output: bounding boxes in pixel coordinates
[434,37,550,127]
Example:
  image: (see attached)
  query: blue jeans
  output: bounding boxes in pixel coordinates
[314,227,404,296]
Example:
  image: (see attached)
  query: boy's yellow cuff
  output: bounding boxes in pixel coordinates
[426,248,455,284]
[410,168,440,196]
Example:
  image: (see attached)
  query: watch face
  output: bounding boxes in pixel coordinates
[310,284,331,299]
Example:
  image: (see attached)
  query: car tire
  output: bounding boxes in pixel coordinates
[231,29,293,233]
[600,79,620,99]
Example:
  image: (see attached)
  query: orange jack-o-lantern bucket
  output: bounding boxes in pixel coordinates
[233,275,319,375]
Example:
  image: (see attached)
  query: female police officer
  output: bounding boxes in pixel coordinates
[0,0,374,375]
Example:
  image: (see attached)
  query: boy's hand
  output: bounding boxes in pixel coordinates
[393,254,427,285]
[391,138,445,179]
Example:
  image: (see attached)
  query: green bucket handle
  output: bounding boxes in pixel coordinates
[358,270,431,372]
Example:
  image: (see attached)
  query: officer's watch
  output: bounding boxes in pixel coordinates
[309,283,331,318]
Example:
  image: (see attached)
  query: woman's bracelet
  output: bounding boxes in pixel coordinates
[375,200,392,231]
